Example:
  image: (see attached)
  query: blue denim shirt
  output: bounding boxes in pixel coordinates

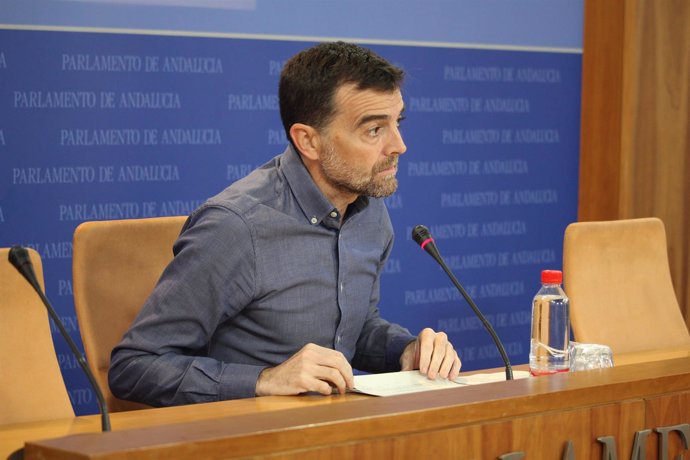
[109,145,414,406]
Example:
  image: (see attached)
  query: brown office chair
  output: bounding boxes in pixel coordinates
[72,216,187,412]
[563,217,690,365]
[0,247,74,424]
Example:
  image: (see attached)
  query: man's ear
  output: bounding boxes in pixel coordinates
[289,123,322,161]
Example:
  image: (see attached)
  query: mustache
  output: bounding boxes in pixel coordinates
[373,157,398,173]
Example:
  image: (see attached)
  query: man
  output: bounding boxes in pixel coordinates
[109,42,461,406]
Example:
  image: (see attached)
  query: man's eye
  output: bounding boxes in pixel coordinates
[368,126,382,136]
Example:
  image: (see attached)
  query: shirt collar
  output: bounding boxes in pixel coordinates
[280,145,369,227]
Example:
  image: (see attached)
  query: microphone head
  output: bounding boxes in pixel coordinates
[411,225,432,247]
[8,245,40,294]
[411,224,443,264]
[8,245,31,270]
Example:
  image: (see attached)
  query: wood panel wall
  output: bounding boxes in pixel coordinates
[580,0,690,329]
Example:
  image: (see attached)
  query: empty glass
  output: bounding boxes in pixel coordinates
[569,342,614,371]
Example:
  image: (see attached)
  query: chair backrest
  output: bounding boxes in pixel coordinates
[72,216,187,412]
[563,217,690,360]
[0,247,74,424]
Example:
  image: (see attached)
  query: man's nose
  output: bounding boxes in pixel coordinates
[388,126,407,156]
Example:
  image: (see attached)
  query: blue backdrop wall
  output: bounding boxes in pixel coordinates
[0,1,582,415]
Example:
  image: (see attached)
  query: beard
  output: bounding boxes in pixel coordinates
[319,145,399,198]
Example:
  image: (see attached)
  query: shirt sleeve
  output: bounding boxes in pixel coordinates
[109,205,263,406]
[351,233,416,373]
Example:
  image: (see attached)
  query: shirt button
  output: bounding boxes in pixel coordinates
[330,211,338,218]
[310,217,318,224]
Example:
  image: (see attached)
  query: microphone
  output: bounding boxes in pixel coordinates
[8,245,111,432]
[411,225,514,380]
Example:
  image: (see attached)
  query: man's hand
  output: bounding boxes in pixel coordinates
[400,328,461,380]
[255,343,354,396]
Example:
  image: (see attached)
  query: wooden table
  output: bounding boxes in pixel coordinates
[2,357,690,459]
[0,391,368,459]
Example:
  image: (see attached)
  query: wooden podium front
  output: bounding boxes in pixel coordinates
[6,358,690,459]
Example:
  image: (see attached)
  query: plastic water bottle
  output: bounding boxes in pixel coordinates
[529,269,570,376]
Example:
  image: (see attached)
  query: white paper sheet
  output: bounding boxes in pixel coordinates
[352,370,530,397]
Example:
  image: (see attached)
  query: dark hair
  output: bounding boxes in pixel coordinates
[279,41,404,143]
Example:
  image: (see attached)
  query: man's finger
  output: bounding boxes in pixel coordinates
[303,344,354,389]
[435,342,455,379]
[425,331,449,379]
[449,355,462,380]
[417,328,435,374]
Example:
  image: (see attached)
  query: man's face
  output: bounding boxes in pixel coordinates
[318,83,406,199]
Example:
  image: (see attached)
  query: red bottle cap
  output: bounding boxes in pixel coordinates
[541,270,563,284]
